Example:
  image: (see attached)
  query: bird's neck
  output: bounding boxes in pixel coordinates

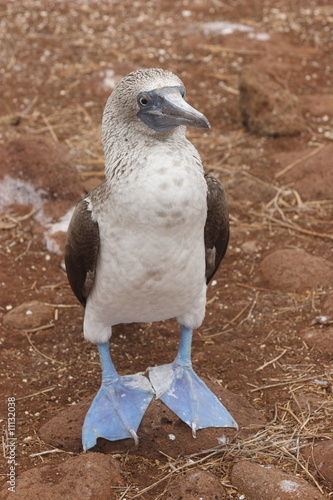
[103,124,188,183]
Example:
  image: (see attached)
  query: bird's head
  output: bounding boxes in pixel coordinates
[102,68,210,144]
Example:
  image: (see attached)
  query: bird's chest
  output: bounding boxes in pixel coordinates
[111,154,207,229]
[103,147,207,237]
[96,153,207,288]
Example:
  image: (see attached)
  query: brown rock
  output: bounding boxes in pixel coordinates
[303,440,333,486]
[239,65,305,136]
[39,380,266,458]
[302,326,333,353]
[261,248,333,292]
[162,470,226,499]
[3,301,54,330]
[231,460,325,499]
[40,398,90,453]
[1,453,123,500]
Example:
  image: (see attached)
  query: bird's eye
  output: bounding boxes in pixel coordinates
[139,96,149,106]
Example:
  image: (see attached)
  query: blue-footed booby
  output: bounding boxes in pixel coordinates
[65,68,237,451]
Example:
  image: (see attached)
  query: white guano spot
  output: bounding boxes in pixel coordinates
[0,175,46,211]
[280,479,300,492]
[0,174,77,256]
[201,21,253,36]
[44,207,75,255]
[248,32,270,41]
[216,435,228,445]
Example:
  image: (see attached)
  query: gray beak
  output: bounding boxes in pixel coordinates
[137,86,211,133]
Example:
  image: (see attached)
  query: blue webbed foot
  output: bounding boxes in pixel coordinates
[83,372,154,451]
[82,343,154,451]
[149,325,238,436]
[149,361,237,435]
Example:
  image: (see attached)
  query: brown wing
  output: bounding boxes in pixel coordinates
[65,198,100,307]
[204,173,229,283]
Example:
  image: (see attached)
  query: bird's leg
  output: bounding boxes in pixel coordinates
[82,342,154,451]
[149,325,238,436]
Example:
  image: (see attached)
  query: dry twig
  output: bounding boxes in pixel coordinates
[275,144,325,179]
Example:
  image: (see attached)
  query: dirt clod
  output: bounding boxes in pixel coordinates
[303,441,333,487]
[239,65,305,137]
[163,470,227,499]
[2,453,123,500]
[231,460,326,500]
[260,248,333,292]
